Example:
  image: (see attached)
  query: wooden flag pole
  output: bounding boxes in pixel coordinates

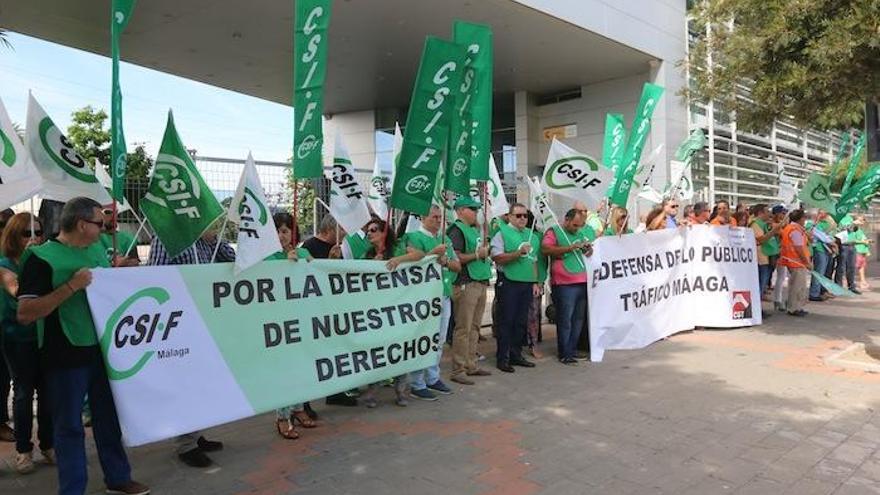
[292,179,300,247]
[111,198,119,262]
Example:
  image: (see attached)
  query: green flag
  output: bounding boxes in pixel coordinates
[293,0,332,178]
[797,172,835,211]
[601,113,627,169]
[453,21,492,181]
[141,111,224,258]
[841,132,866,195]
[828,132,851,179]
[674,129,706,163]
[445,23,484,195]
[833,163,880,222]
[390,36,466,216]
[110,0,136,201]
[608,83,665,206]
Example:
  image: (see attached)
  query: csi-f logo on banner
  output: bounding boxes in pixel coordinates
[545,156,605,191]
[405,175,432,195]
[238,187,269,239]
[143,154,205,219]
[0,127,16,167]
[38,118,99,183]
[732,291,752,319]
[100,287,186,380]
[295,5,327,162]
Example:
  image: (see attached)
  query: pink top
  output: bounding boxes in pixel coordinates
[541,229,588,286]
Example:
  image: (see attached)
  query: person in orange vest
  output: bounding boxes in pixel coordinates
[778,209,813,317]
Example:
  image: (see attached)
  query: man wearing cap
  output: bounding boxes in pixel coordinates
[447,197,492,385]
[490,203,539,373]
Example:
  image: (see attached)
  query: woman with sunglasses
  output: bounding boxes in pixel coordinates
[604,207,633,236]
[0,213,53,473]
[268,213,317,439]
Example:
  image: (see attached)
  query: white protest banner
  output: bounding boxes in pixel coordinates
[87,258,442,446]
[542,138,614,214]
[588,225,761,362]
[0,96,43,210]
[230,153,282,274]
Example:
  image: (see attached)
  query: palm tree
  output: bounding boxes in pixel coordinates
[0,29,12,50]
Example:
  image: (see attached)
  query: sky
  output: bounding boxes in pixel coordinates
[0,31,294,163]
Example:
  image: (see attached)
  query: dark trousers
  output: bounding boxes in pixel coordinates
[0,343,9,424]
[4,340,52,453]
[835,245,857,290]
[552,284,586,360]
[46,355,131,495]
[496,278,532,364]
[577,288,591,353]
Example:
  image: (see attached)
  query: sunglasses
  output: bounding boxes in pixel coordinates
[24,230,43,237]
[82,219,104,228]
[512,213,528,219]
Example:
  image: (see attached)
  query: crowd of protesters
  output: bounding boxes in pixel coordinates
[0,195,873,494]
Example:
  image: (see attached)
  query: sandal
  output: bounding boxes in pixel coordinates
[275,419,299,440]
[291,410,317,428]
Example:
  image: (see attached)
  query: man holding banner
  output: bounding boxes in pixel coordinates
[448,197,493,385]
[490,203,540,373]
[17,198,149,495]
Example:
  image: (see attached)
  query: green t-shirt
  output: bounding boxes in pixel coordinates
[98,231,137,260]
[851,229,871,255]
[0,257,35,343]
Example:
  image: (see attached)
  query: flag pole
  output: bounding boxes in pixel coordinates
[111,198,119,259]
[291,179,300,247]
[210,215,230,263]
[29,198,36,241]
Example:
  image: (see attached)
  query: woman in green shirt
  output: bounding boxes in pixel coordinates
[605,207,634,236]
[0,213,53,472]
[270,212,316,440]
[852,216,872,290]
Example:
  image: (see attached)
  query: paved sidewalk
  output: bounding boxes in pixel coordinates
[3,281,880,494]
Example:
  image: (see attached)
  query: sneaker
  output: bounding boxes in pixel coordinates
[105,480,151,495]
[0,423,14,442]
[178,448,212,468]
[196,436,223,452]
[427,380,453,395]
[14,451,34,474]
[851,289,862,295]
[410,388,439,401]
[41,448,56,465]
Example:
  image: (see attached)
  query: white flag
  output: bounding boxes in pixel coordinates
[26,94,112,204]
[392,122,403,169]
[777,171,798,210]
[0,96,42,210]
[527,176,556,231]
[637,185,664,205]
[367,156,390,219]
[469,154,509,221]
[541,138,614,214]
[666,159,694,201]
[94,160,131,213]
[325,134,371,235]
[230,153,282,274]
[635,143,665,184]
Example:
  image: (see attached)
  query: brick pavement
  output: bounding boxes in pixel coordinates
[2,281,880,494]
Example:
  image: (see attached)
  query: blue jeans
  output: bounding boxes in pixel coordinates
[4,339,53,454]
[496,279,532,364]
[46,353,132,495]
[410,297,451,390]
[835,245,856,290]
[552,284,586,360]
[758,264,772,296]
[809,249,830,298]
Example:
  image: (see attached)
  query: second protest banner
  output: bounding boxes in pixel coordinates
[87,259,443,446]
[588,225,761,361]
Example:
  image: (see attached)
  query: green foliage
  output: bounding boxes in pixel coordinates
[824,150,869,191]
[687,0,880,132]
[66,105,152,180]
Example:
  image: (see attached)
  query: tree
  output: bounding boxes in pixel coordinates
[0,29,12,50]
[687,0,880,133]
[67,106,110,167]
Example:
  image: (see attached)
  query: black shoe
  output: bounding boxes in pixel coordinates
[497,363,515,373]
[510,358,536,368]
[303,402,318,420]
[808,297,824,302]
[196,436,223,452]
[851,289,862,295]
[561,357,579,366]
[326,393,358,407]
[178,448,212,468]
[787,310,807,317]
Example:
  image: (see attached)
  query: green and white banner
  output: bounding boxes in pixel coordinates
[608,83,664,207]
[0,96,42,210]
[453,21,492,181]
[391,36,466,215]
[110,0,136,201]
[87,258,443,446]
[26,94,112,204]
[293,0,332,178]
[541,138,614,214]
[141,111,224,258]
[601,113,627,170]
[798,172,835,211]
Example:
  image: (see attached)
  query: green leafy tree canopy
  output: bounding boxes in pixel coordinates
[687,0,880,132]
[66,105,152,181]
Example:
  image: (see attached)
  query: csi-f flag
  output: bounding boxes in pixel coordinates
[110,0,136,201]
[608,83,665,207]
[367,156,391,219]
[602,113,627,170]
[841,132,867,195]
[453,21,493,181]
[0,96,42,210]
[230,153,281,274]
[528,176,555,231]
[541,138,614,213]
[798,172,835,212]
[470,154,509,220]
[833,164,880,222]
[293,0,332,178]
[391,37,466,215]
[325,134,371,235]
[141,111,224,258]
[26,94,112,204]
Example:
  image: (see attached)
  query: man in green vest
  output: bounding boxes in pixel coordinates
[447,197,492,385]
[806,208,836,301]
[749,204,781,297]
[490,203,540,372]
[17,197,149,495]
